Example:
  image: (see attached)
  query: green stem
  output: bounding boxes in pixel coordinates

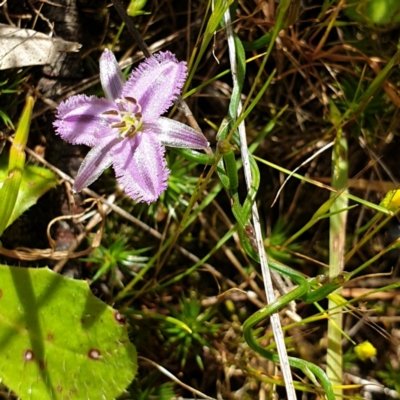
[243,260,346,400]
[326,123,348,397]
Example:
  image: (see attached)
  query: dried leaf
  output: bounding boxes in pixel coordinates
[0,24,81,70]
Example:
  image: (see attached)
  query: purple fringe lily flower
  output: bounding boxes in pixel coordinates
[53,49,209,203]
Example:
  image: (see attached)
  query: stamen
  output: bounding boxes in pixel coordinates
[102,110,119,116]
[111,122,127,129]
[135,112,142,119]
[125,97,137,105]
[125,126,136,136]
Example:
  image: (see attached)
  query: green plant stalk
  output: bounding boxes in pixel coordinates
[157,227,235,291]
[284,203,356,248]
[236,0,290,118]
[223,4,300,396]
[226,69,276,144]
[346,207,400,264]
[284,196,337,247]
[253,155,391,214]
[0,95,34,236]
[243,261,348,400]
[111,22,125,50]
[326,126,348,397]
[350,49,400,117]
[184,0,232,92]
[160,15,278,295]
[350,237,400,278]
[127,310,192,334]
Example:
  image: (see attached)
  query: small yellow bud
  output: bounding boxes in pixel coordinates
[380,189,400,212]
[354,341,377,361]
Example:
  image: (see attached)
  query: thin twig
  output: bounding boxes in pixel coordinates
[139,356,217,400]
[52,194,116,273]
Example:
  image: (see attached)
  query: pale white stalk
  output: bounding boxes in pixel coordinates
[223,9,296,400]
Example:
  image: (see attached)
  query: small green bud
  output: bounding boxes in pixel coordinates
[217,139,233,155]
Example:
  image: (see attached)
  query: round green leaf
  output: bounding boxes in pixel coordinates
[0,265,137,399]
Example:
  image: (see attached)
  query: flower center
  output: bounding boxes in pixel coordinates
[103,97,143,138]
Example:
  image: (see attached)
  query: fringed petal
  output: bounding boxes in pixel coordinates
[122,52,187,123]
[73,136,120,192]
[146,117,209,149]
[100,49,125,101]
[112,132,169,203]
[53,95,116,146]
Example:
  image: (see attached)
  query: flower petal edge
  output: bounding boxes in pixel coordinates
[122,51,187,123]
[112,132,169,203]
[100,49,125,101]
[53,95,116,146]
[146,117,209,149]
[73,136,119,192]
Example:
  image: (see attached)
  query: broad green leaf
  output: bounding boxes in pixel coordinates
[0,154,58,228]
[0,265,137,399]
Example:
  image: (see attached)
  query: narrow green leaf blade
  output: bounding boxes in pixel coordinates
[0,95,34,236]
[0,265,137,399]
[0,155,58,227]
